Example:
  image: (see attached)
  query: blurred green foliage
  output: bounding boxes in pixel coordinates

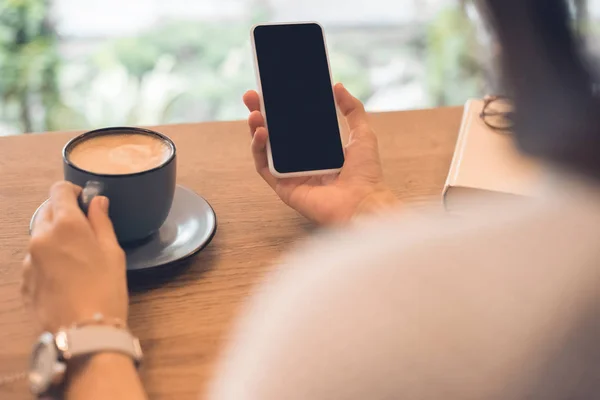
[95,20,256,123]
[0,0,62,133]
[426,6,484,106]
[1,0,594,135]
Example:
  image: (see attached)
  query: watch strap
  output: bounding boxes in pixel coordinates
[58,325,143,365]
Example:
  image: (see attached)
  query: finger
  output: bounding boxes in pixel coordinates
[21,255,34,303]
[50,181,83,218]
[243,90,261,112]
[87,196,119,248]
[31,201,53,236]
[334,83,370,131]
[252,127,277,189]
[248,111,265,136]
[251,127,269,169]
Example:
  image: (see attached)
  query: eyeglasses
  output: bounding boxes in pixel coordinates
[480,95,514,133]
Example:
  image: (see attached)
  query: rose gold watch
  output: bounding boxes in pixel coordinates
[29,325,143,396]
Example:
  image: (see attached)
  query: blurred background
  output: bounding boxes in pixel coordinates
[0,0,597,135]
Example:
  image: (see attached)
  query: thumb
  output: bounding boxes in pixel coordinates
[88,196,119,247]
[334,83,370,132]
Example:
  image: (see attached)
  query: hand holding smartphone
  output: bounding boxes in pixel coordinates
[251,22,345,178]
[245,22,395,224]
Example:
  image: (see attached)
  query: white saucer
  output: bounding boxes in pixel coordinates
[30,185,217,271]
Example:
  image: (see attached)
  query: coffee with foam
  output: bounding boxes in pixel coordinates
[68,133,172,175]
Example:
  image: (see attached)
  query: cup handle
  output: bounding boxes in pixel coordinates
[78,181,105,216]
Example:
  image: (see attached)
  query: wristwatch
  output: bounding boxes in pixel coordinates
[29,325,143,396]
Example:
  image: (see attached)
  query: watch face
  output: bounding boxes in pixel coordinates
[29,332,58,395]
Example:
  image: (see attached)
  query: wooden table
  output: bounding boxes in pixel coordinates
[0,107,462,399]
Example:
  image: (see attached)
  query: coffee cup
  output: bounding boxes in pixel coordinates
[63,127,177,244]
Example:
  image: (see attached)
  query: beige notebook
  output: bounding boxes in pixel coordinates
[442,99,541,211]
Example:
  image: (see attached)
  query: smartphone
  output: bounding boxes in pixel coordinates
[251,22,345,178]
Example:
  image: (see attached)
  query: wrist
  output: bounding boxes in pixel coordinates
[29,324,142,397]
[65,352,137,397]
[353,188,399,219]
[66,351,134,374]
[43,311,128,333]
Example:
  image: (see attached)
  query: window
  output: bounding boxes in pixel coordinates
[0,0,596,135]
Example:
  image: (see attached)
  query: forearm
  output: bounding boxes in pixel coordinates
[65,353,147,400]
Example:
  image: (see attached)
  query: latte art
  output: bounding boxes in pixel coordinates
[68,133,172,175]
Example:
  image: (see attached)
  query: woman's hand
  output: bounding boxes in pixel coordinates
[244,83,398,225]
[22,182,128,333]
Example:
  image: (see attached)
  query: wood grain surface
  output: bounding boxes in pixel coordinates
[0,107,462,399]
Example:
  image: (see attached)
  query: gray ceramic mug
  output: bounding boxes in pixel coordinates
[63,127,177,244]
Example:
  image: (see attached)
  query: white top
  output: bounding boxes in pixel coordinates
[208,173,600,399]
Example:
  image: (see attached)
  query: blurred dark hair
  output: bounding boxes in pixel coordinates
[484,0,600,178]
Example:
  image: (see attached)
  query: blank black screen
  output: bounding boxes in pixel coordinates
[254,23,345,174]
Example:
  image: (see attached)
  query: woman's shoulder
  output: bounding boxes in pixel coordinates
[209,193,600,400]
